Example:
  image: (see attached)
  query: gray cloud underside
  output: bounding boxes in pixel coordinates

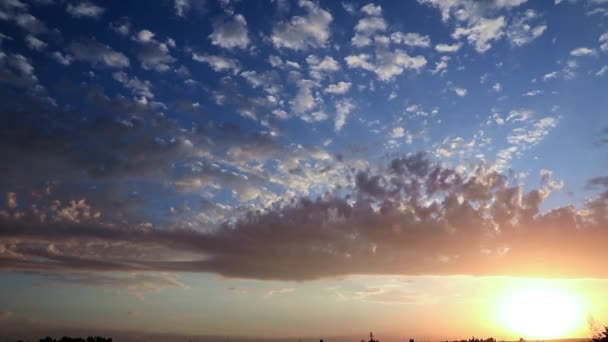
[2,153,608,281]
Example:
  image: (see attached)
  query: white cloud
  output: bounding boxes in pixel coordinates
[596,65,608,77]
[452,16,506,53]
[391,126,405,138]
[570,47,596,56]
[307,55,340,72]
[360,3,382,16]
[432,56,450,75]
[345,48,427,82]
[507,116,557,146]
[302,111,328,123]
[435,42,462,52]
[506,9,546,47]
[192,53,240,74]
[492,82,502,93]
[600,32,608,52]
[390,32,431,48]
[453,87,467,96]
[335,99,355,131]
[209,14,250,49]
[418,0,527,22]
[291,79,317,114]
[271,0,333,50]
[543,71,558,81]
[324,81,352,94]
[523,89,542,96]
[506,109,534,122]
[66,1,105,19]
[351,4,386,47]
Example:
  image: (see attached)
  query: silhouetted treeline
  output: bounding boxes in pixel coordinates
[443,338,497,342]
[12,337,112,342]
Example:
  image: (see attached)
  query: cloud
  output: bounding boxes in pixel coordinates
[209,14,250,49]
[42,273,187,300]
[325,81,352,94]
[174,0,190,17]
[133,29,176,72]
[14,13,48,34]
[361,3,382,16]
[51,51,72,65]
[492,82,502,93]
[506,108,534,122]
[570,47,596,56]
[25,35,46,51]
[452,16,505,53]
[335,99,355,131]
[66,1,104,19]
[435,42,462,53]
[506,9,547,47]
[192,53,240,74]
[4,152,608,281]
[291,79,317,114]
[112,71,155,103]
[391,127,405,138]
[507,116,557,146]
[351,3,386,47]
[432,56,450,75]
[0,53,38,88]
[543,71,558,81]
[271,0,333,50]
[306,54,340,79]
[523,89,542,96]
[264,287,295,297]
[345,47,427,82]
[66,40,130,68]
[453,87,468,96]
[110,18,131,36]
[418,0,527,22]
[420,0,527,53]
[390,32,431,48]
[600,32,608,52]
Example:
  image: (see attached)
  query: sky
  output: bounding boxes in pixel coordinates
[1,0,608,341]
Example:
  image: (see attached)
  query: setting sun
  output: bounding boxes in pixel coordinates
[498,284,585,339]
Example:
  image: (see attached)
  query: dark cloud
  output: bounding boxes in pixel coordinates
[66,40,130,68]
[1,154,607,280]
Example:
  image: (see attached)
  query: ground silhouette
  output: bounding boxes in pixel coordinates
[11,337,112,342]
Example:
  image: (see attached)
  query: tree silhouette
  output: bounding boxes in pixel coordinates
[592,326,608,342]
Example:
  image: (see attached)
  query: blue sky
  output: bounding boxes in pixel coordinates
[1,0,608,340]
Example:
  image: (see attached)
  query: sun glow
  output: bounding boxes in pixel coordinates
[498,283,585,340]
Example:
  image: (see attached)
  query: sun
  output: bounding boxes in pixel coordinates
[497,283,585,340]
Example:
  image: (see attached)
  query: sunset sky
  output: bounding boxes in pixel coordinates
[1,0,608,341]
